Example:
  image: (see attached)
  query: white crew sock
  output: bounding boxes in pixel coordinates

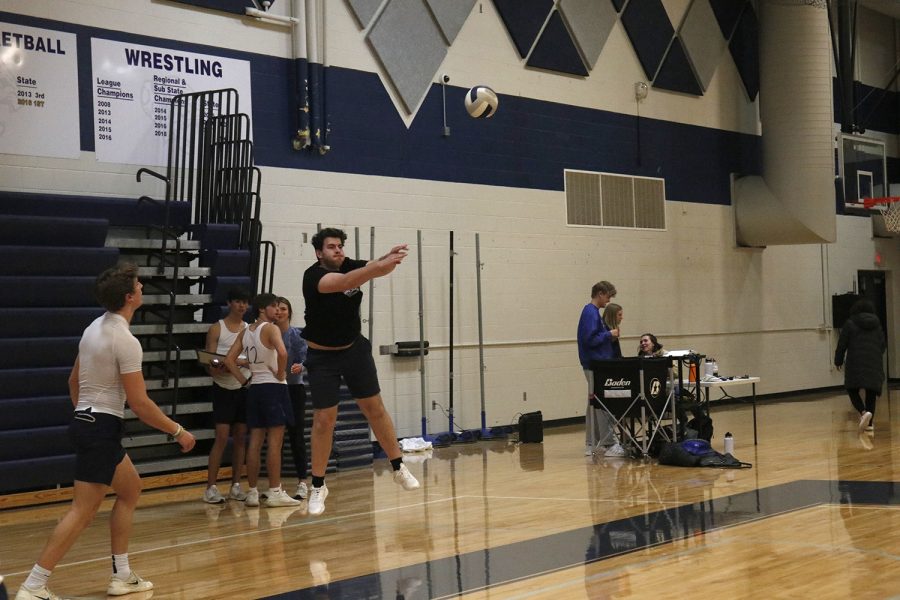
[23,564,51,590]
[112,553,132,580]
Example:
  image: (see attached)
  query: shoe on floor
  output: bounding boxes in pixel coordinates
[108,572,153,596]
[858,411,873,433]
[584,444,593,456]
[15,585,62,600]
[859,433,874,450]
[228,483,247,501]
[294,481,308,500]
[245,488,260,507]
[308,484,329,516]
[203,485,225,504]
[604,443,628,458]
[393,463,420,490]
[265,489,302,508]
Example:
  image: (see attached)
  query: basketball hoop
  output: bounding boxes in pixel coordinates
[862,197,900,233]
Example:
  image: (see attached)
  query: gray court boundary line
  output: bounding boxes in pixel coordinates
[261,479,899,599]
[431,501,826,600]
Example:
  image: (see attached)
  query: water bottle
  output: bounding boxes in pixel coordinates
[713,359,719,377]
[724,432,734,455]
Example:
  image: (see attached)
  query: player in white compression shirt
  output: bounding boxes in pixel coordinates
[74,311,143,418]
[16,264,196,600]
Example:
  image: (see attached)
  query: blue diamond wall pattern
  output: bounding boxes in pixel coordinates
[527,10,589,76]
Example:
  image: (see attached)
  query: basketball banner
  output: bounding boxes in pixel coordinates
[0,22,80,159]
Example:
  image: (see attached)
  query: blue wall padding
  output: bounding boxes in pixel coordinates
[0,277,97,308]
[0,337,80,369]
[0,215,108,248]
[492,0,554,58]
[855,82,900,135]
[205,276,254,303]
[0,426,73,461]
[709,0,747,39]
[526,10,588,76]
[0,192,191,229]
[0,455,76,494]
[654,37,703,95]
[200,249,251,275]
[191,224,242,250]
[621,0,675,80]
[0,308,103,338]
[0,367,71,399]
[166,0,249,15]
[729,3,759,101]
[0,247,119,276]
[0,397,73,430]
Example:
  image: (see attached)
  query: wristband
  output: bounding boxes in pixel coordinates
[170,424,184,440]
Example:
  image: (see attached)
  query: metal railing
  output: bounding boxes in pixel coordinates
[134,89,265,387]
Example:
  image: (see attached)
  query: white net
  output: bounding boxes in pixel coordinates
[883,201,900,233]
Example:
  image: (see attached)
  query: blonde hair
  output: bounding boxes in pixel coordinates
[602,303,622,331]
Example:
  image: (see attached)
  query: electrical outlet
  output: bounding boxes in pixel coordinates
[432,401,437,410]
[522,391,527,402]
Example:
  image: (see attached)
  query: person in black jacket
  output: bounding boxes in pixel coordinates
[834,299,886,434]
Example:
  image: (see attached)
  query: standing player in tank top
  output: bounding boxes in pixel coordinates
[223,293,301,508]
[202,286,252,504]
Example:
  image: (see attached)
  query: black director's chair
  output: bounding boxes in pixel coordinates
[590,357,675,457]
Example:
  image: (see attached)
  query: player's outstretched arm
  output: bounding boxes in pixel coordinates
[318,244,408,293]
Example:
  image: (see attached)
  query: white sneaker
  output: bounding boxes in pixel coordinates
[228,483,247,501]
[294,481,308,500]
[107,571,153,596]
[604,443,628,458]
[393,463,420,490]
[265,488,302,508]
[866,425,874,432]
[858,411,873,433]
[308,484,329,516]
[245,488,260,507]
[585,444,593,456]
[203,485,225,504]
[16,585,62,600]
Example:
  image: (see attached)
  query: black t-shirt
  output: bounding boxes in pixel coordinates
[301,258,367,346]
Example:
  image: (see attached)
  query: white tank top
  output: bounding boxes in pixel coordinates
[243,321,285,385]
[212,319,250,390]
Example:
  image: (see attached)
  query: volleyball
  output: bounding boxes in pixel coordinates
[465,85,498,119]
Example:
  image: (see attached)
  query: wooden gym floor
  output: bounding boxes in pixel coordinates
[0,389,898,599]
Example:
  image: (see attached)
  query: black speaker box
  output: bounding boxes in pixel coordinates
[518,411,543,443]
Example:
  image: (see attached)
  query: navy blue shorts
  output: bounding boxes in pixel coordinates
[211,383,248,425]
[305,336,381,409]
[246,383,294,428]
[68,409,126,485]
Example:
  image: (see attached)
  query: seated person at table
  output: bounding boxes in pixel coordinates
[637,333,663,357]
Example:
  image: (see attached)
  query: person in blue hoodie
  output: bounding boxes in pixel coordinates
[577,281,624,457]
